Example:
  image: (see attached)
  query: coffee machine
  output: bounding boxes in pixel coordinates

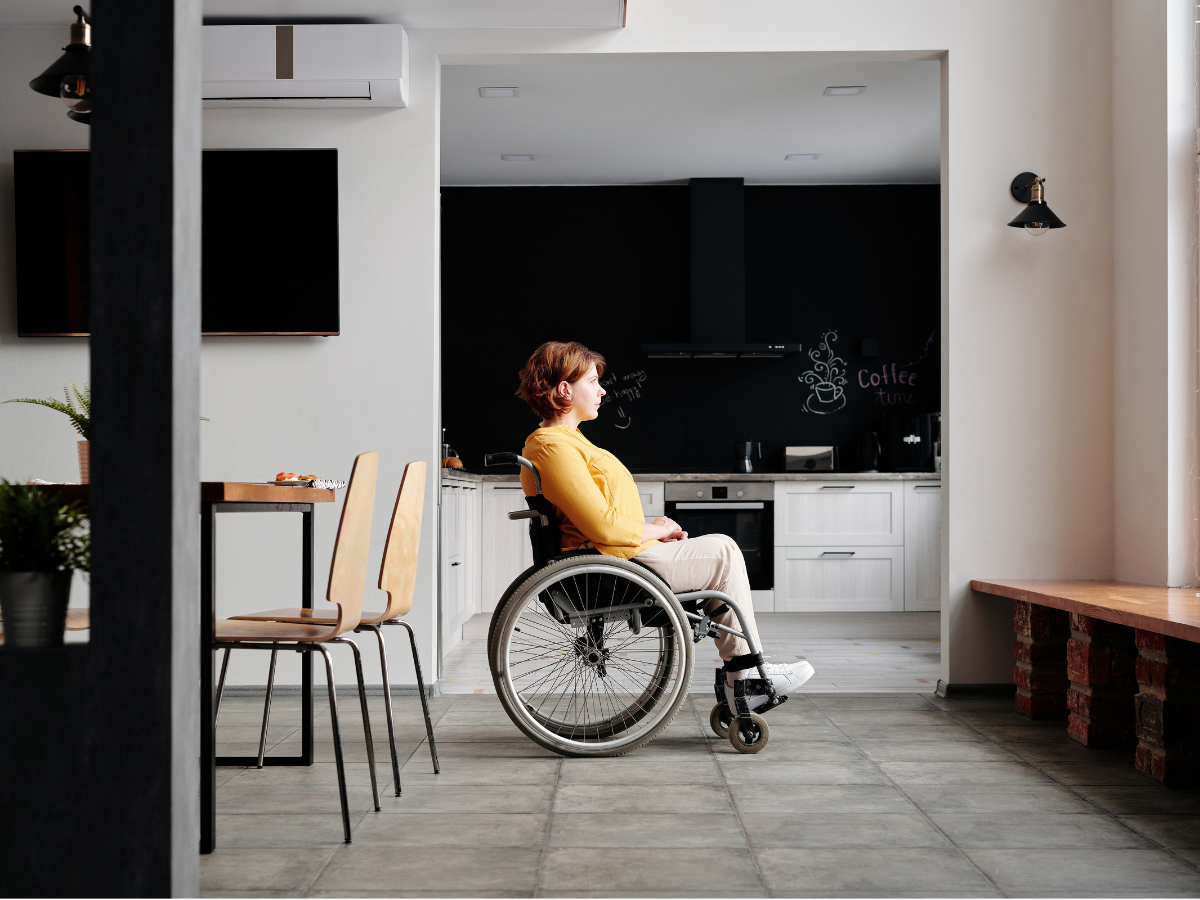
[734,442,762,473]
[884,410,936,471]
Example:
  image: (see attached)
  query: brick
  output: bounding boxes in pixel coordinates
[1015,661,1068,694]
[1014,601,1068,638]
[1136,657,1200,695]
[1014,637,1067,665]
[1134,693,1200,750]
[1070,613,1127,638]
[1068,687,1133,721]
[1067,713,1135,748]
[1067,639,1137,688]
[1015,689,1067,719]
[1135,744,1198,786]
[1135,629,1200,661]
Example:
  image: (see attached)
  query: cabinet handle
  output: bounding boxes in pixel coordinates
[914,485,941,490]
[450,562,460,566]
[820,551,855,557]
[819,485,855,490]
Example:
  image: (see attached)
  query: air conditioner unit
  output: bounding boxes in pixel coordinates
[202,24,408,108]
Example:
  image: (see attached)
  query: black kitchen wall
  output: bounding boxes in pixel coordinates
[441,184,939,473]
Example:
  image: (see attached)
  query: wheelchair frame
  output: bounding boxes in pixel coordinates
[484,451,787,750]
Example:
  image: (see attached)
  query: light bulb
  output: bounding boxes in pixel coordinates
[59,74,90,112]
[1024,223,1050,237]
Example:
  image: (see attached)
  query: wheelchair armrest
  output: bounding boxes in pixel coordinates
[508,508,548,526]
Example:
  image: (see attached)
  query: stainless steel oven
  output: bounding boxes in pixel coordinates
[665,482,774,591]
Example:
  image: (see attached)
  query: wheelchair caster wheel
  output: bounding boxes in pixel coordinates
[709,703,732,739]
[729,713,769,754]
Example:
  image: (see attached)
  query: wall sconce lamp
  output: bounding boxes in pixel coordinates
[30,6,91,125]
[1008,172,1065,236]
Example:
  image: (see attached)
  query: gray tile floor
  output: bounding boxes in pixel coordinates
[204,691,1200,897]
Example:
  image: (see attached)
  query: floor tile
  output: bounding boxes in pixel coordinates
[311,846,542,893]
[349,813,549,847]
[754,847,998,897]
[419,740,559,759]
[729,783,917,814]
[538,847,765,896]
[396,757,559,784]
[716,758,888,785]
[856,740,1016,763]
[929,812,1154,849]
[200,848,334,893]
[1120,816,1200,849]
[554,783,732,814]
[966,848,1200,896]
[903,783,1099,814]
[1075,785,1200,816]
[807,693,939,709]
[557,757,722,784]
[878,760,1053,785]
[376,783,554,814]
[834,724,985,743]
[549,813,747,848]
[821,709,955,726]
[741,812,951,849]
[713,741,865,762]
[216,784,382,815]
[1038,761,1158,786]
[215,813,361,848]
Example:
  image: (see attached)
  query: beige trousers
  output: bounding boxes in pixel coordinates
[634,533,761,662]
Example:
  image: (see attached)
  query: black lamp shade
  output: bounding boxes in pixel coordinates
[1007,200,1065,229]
[30,43,89,97]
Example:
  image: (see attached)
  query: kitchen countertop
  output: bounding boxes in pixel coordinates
[442,470,939,484]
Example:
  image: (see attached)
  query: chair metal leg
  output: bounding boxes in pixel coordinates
[214,647,231,720]
[338,638,381,811]
[362,624,402,795]
[257,649,278,768]
[315,644,352,843]
[396,620,439,774]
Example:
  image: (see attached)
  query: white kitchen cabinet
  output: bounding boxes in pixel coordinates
[774,545,905,612]
[481,484,534,613]
[439,481,478,653]
[903,481,941,611]
[774,481,903,546]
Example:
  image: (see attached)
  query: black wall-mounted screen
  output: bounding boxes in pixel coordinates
[13,148,340,336]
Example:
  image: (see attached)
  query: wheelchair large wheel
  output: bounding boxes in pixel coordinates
[489,555,694,757]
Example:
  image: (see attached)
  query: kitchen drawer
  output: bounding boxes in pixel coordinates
[774,481,903,546]
[637,481,664,518]
[774,546,904,612]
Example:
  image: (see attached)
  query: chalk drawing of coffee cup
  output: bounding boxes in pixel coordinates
[814,383,839,404]
[799,330,848,415]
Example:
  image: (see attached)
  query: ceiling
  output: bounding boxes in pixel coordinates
[441,57,940,186]
[0,0,623,28]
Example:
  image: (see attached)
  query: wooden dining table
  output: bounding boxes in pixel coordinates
[37,481,336,854]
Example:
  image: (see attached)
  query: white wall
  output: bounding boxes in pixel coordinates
[0,0,1148,689]
[1113,0,1198,588]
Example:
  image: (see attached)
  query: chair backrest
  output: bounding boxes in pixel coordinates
[377,460,426,619]
[325,451,379,636]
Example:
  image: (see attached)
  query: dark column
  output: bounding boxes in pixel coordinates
[0,0,201,895]
[1066,614,1138,748]
[1134,630,1200,785]
[1013,600,1069,718]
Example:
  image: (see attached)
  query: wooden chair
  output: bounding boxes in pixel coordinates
[229,460,438,795]
[213,451,381,843]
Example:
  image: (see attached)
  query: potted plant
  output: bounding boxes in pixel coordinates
[4,383,91,483]
[0,481,89,648]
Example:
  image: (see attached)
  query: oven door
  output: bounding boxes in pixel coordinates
[665,501,774,591]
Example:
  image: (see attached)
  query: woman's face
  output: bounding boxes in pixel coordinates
[561,365,606,421]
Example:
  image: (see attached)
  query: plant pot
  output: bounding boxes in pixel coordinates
[77,440,90,484]
[814,384,839,403]
[0,572,72,648]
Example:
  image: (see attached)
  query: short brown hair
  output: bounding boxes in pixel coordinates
[516,341,606,421]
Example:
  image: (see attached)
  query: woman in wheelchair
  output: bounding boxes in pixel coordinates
[484,340,814,757]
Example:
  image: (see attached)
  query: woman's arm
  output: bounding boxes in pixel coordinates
[531,440,649,546]
[643,516,687,543]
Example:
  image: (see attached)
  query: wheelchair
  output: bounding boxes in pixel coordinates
[483,452,787,757]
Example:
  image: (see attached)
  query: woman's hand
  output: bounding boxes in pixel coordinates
[643,516,687,543]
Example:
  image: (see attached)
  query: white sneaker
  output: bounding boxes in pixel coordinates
[725,661,815,712]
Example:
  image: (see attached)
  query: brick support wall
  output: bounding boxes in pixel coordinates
[1013,601,1068,719]
[1134,630,1200,785]
[1066,614,1137,747]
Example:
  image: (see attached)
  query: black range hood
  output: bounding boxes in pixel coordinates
[641,177,801,359]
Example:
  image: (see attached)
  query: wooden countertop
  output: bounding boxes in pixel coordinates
[32,482,336,504]
[971,578,1200,643]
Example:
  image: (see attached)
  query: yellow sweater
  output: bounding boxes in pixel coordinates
[520,425,658,560]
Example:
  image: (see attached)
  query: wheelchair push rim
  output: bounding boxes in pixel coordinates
[490,558,694,757]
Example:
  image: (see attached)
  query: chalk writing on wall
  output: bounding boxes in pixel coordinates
[599,369,648,430]
[855,330,936,407]
[799,330,847,414]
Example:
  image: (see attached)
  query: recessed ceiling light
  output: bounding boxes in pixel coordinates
[785,154,820,161]
[479,87,518,98]
[824,85,866,96]
[501,154,535,162]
